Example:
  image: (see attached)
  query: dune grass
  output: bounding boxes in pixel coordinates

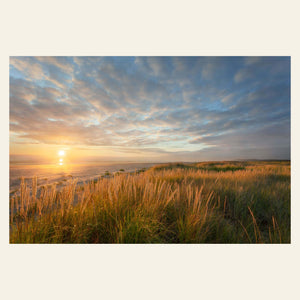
[9,161,290,243]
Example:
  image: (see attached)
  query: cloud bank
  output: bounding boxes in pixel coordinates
[10,56,290,161]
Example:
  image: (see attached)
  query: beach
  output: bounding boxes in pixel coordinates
[10,162,158,194]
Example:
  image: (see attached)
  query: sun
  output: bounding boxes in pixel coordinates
[58,150,65,156]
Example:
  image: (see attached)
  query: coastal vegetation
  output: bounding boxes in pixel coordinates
[9,161,290,243]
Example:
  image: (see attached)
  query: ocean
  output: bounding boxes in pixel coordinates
[9,161,158,194]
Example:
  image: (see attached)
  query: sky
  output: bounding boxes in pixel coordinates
[9,56,290,163]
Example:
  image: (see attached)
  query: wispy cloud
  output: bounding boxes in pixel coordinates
[9,56,290,161]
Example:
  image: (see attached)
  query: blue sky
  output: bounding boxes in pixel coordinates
[9,56,290,162]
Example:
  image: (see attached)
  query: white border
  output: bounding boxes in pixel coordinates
[1,1,299,300]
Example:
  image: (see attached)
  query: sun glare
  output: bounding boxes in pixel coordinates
[58,150,65,156]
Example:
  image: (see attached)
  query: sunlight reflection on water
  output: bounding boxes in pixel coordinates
[9,162,157,193]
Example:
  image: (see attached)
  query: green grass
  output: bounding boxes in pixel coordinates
[9,161,290,243]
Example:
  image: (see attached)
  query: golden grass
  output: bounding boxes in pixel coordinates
[9,161,290,243]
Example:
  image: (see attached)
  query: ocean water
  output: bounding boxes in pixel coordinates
[9,162,158,193]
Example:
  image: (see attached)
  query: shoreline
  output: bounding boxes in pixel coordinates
[9,165,156,196]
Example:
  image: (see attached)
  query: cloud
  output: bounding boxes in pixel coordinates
[35,56,74,74]
[10,57,45,80]
[244,56,262,65]
[221,92,236,104]
[9,56,290,161]
[234,56,290,84]
[201,63,215,80]
[234,69,249,83]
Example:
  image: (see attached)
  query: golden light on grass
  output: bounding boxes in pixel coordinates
[9,161,290,244]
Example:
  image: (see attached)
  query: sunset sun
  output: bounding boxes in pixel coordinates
[9,56,291,245]
[58,150,65,156]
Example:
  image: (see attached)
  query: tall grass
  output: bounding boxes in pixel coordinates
[9,161,290,243]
